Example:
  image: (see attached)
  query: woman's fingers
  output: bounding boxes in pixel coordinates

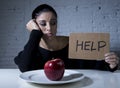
[105,52,119,68]
[26,19,39,31]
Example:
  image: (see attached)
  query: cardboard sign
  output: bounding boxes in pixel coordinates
[69,33,110,60]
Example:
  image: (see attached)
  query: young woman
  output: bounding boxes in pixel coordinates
[14,4,119,72]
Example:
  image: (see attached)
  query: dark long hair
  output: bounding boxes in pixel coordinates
[32,4,57,19]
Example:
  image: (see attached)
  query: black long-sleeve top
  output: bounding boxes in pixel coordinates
[14,30,117,72]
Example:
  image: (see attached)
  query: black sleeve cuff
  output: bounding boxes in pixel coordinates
[108,65,118,72]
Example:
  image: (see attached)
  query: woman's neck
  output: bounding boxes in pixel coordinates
[40,36,58,51]
[39,36,69,51]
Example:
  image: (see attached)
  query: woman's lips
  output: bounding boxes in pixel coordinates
[46,33,53,36]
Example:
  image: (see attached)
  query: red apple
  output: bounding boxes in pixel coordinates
[44,58,65,81]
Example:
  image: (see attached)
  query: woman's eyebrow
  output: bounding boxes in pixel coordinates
[51,19,57,21]
[38,20,46,22]
[39,19,56,22]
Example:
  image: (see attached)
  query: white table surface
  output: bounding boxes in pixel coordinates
[0,69,120,88]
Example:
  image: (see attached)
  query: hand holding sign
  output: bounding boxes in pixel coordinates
[105,52,119,69]
[69,33,110,60]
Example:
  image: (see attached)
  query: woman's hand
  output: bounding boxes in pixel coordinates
[26,19,40,31]
[105,52,119,69]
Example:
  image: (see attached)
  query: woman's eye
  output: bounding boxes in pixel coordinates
[39,20,57,26]
[50,21,57,25]
[39,22,46,26]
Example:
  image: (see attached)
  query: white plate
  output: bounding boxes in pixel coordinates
[20,70,85,85]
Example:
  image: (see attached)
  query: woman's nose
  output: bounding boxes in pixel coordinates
[46,23,51,31]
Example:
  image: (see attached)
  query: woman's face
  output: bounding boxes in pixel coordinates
[36,11,57,39]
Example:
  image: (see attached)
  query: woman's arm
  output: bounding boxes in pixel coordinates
[14,19,43,72]
[14,30,43,72]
